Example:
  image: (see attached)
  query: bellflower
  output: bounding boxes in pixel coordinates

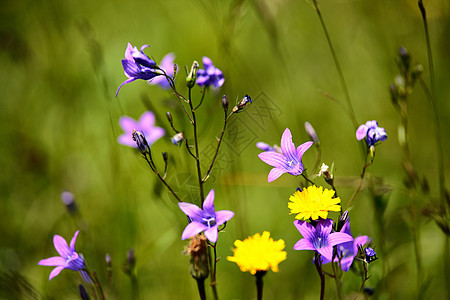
[178,189,234,243]
[38,231,85,280]
[319,219,370,271]
[116,43,163,97]
[356,120,387,146]
[148,53,175,89]
[258,128,313,182]
[196,57,224,88]
[118,111,165,148]
[293,219,353,262]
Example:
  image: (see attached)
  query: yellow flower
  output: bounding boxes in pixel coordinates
[288,185,341,220]
[227,232,286,275]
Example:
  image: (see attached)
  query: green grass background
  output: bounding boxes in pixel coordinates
[1,0,449,299]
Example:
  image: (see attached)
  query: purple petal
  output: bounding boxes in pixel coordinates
[124,43,134,61]
[118,133,136,147]
[268,168,286,182]
[202,56,213,70]
[354,236,369,250]
[280,128,298,164]
[258,151,288,169]
[69,231,79,251]
[204,226,218,243]
[316,219,333,236]
[139,111,155,129]
[328,232,354,247]
[53,235,71,258]
[287,162,303,176]
[202,189,215,215]
[215,210,234,225]
[356,125,368,140]
[178,202,204,221]
[294,220,316,241]
[181,222,208,240]
[256,142,274,152]
[38,256,66,266]
[116,78,136,97]
[119,116,138,133]
[293,238,315,251]
[145,127,165,145]
[317,246,333,261]
[340,256,354,272]
[296,141,313,159]
[49,266,64,280]
[341,219,352,236]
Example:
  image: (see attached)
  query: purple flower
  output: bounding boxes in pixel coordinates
[116,43,163,97]
[356,120,387,147]
[178,189,234,243]
[196,57,224,88]
[118,111,165,148]
[38,231,85,280]
[365,247,377,263]
[258,128,313,182]
[148,53,175,89]
[320,219,370,271]
[293,219,353,262]
[256,142,275,152]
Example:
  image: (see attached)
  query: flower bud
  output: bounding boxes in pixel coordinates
[411,64,423,86]
[364,247,377,263]
[222,95,229,113]
[397,46,411,73]
[184,235,209,280]
[186,61,199,88]
[232,94,252,113]
[337,211,349,231]
[162,152,168,162]
[132,130,149,154]
[61,190,77,215]
[166,112,173,124]
[79,284,90,300]
[105,253,112,267]
[304,122,320,145]
[172,132,185,146]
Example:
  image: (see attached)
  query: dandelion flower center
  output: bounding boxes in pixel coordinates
[288,185,341,221]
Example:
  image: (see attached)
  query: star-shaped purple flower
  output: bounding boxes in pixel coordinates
[196,57,225,88]
[293,219,353,262]
[116,43,163,97]
[38,231,85,280]
[148,53,175,89]
[356,120,387,147]
[178,189,234,243]
[118,111,165,148]
[319,219,370,271]
[258,128,313,182]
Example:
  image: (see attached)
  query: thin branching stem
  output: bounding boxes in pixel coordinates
[314,253,325,300]
[345,152,373,210]
[143,155,182,202]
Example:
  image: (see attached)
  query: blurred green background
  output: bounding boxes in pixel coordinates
[1,0,449,299]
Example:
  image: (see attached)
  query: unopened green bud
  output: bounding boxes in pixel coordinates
[397,46,411,73]
[411,64,423,86]
[166,112,173,124]
[162,152,168,162]
[222,95,229,113]
[186,61,199,88]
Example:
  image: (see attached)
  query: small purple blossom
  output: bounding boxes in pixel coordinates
[38,231,85,280]
[148,53,175,89]
[116,43,163,97]
[293,219,353,262]
[256,142,275,152]
[196,57,224,88]
[320,219,370,271]
[118,111,165,148]
[365,247,377,263]
[178,189,234,243]
[258,128,313,182]
[356,120,387,147]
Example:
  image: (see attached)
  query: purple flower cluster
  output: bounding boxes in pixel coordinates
[258,128,313,182]
[196,57,224,88]
[178,189,234,243]
[38,231,85,280]
[116,43,163,97]
[356,120,387,147]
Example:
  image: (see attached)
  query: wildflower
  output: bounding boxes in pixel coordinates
[148,53,176,89]
[118,111,165,148]
[293,219,353,261]
[356,120,387,147]
[289,185,341,221]
[258,128,313,182]
[38,231,85,280]
[364,247,377,263]
[320,219,370,271]
[116,43,163,97]
[196,56,224,88]
[171,132,185,146]
[61,191,77,215]
[304,121,320,145]
[256,142,275,152]
[227,232,287,275]
[178,189,234,243]
[232,95,252,113]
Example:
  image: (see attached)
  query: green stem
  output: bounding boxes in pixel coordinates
[312,0,358,130]
[331,262,342,300]
[344,152,373,210]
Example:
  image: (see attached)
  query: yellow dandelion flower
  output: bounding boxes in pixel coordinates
[288,185,341,220]
[227,232,286,275]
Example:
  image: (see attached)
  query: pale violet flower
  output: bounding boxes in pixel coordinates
[356,120,387,147]
[118,111,165,148]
